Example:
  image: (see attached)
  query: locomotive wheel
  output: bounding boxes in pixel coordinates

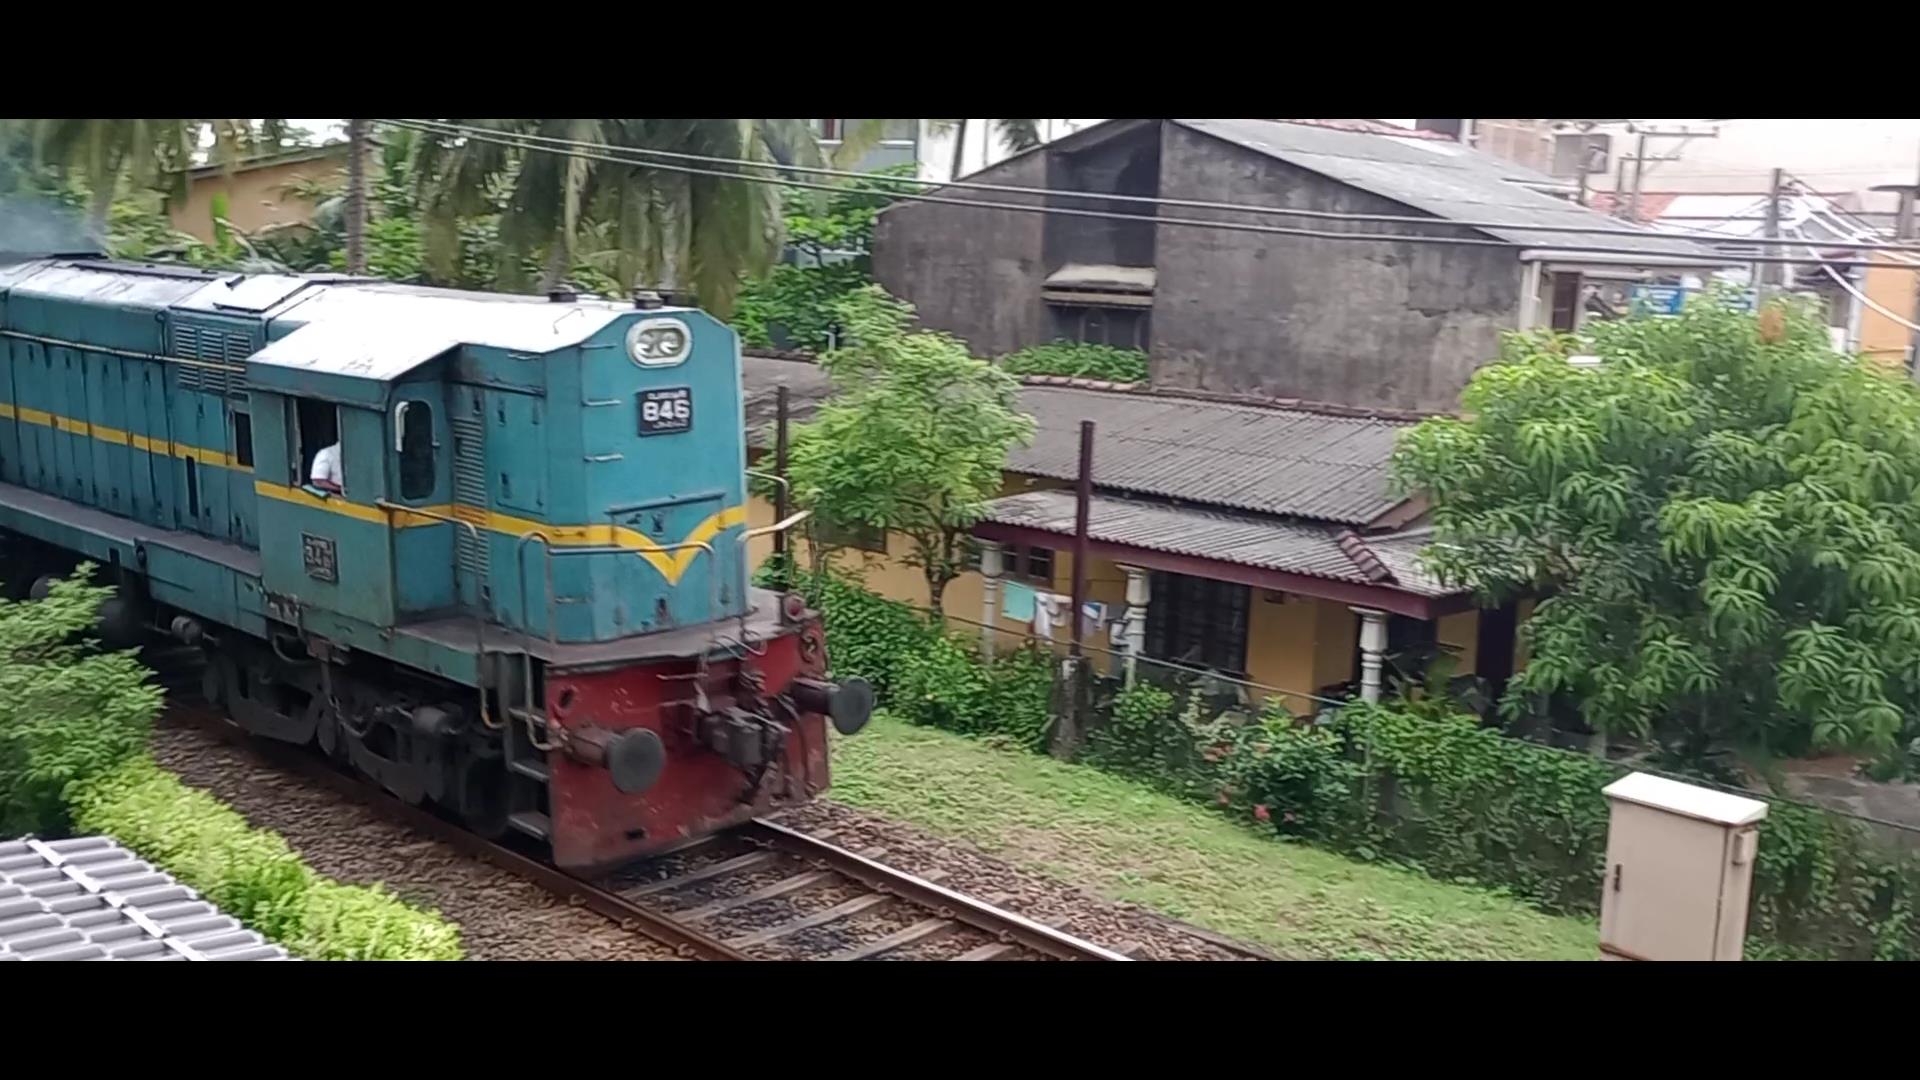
[455,757,509,839]
[200,652,232,710]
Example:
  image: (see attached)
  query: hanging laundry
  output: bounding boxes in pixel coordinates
[1079,601,1108,640]
[1000,580,1037,623]
[1032,592,1062,640]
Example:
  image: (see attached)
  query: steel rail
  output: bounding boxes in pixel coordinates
[740,818,1132,961]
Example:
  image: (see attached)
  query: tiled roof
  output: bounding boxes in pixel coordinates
[741,356,1420,526]
[1010,384,1415,524]
[978,490,1456,598]
[1176,118,1718,259]
[0,836,293,961]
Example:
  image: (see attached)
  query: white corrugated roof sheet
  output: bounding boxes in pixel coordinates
[0,836,293,961]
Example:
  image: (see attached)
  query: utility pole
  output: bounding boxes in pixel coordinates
[1613,122,1722,222]
[1629,132,1649,223]
[1760,167,1785,290]
[1051,420,1095,761]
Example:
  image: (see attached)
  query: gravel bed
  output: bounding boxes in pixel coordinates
[150,717,679,962]
[772,800,1268,961]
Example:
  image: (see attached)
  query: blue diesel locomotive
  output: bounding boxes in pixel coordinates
[0,258,869,869]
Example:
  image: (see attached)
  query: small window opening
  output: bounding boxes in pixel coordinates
[398,400,435,501]
[231,411,255,469]
[295,398,342,493]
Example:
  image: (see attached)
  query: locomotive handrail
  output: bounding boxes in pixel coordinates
[737,510,811,545]
[512,533,724,742]
[744,469,790,504]
[374,500,496,732]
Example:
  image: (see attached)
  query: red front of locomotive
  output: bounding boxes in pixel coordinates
[538,597,870,870]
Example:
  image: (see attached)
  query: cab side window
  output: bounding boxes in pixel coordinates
[397,400,435,501]
[295,397,343,494]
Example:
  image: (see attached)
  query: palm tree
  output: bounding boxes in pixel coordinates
[928,119,1044,181]
[409,119,834,316]
[32,119,268,238]
[344,119,368,274]
[34,119,199,236]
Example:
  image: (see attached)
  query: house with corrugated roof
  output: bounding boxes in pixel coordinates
[741,355,1523,716]
[873,117,1723,413]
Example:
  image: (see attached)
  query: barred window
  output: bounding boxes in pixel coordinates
[1144,571,1249,675]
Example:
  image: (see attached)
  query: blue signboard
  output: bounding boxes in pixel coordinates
[1630,285,1686,316]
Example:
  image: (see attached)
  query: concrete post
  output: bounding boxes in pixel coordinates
[1118,564,1150,687]
[978,540,1004,660]
[1351,607,1388,703]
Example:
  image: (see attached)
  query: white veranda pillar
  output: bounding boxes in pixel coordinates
[1351,606,1388,703]
[1118,564,1150,687]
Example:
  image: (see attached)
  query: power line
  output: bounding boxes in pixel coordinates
[390,118,1920,256]
[1791,230,1920,333]
[378,119,1920,272]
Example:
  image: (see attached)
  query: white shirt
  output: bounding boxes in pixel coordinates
[310,443,343,489]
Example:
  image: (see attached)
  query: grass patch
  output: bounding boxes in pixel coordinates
[827,712,1598,960]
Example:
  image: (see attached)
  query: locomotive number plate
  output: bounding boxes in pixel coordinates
[637,387,693,436]
[302,533,338,583]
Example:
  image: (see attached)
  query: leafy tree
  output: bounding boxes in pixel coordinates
[1394,293,1920,764]
[731,163,917,353]
[785,287,1034,611]
[0,567,162,837]
[30,119,260,236]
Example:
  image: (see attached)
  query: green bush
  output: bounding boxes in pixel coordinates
[0,567,160,836]
[999,341,1149,383]
[802,569,938,699]
[69,755,464,960]
[893,631,991,733]
[290,880,464,961]
[68,755,312,938]
[1317,703,1620,911]
[981,646,1055,752]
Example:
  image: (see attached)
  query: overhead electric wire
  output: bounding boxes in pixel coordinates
[390,117,1920,254]
[376,119,1920,272]
[1790,229,1920,333]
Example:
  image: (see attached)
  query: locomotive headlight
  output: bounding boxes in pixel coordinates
[627,318,691,367]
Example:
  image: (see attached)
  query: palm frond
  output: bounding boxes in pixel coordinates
[993,118,1043,153]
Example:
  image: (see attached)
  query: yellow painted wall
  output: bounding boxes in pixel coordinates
[1314,602,1358,691]
[1438,609,1480,675]
[168,152,347,243]
[1245,593,1319,715]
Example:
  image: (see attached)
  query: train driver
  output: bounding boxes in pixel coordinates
[309,440,344,495]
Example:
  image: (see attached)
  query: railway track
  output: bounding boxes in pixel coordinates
[156,661,1127,961]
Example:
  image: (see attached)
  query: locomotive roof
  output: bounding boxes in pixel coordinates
[2,258,695,383]
[260,281,639,381]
